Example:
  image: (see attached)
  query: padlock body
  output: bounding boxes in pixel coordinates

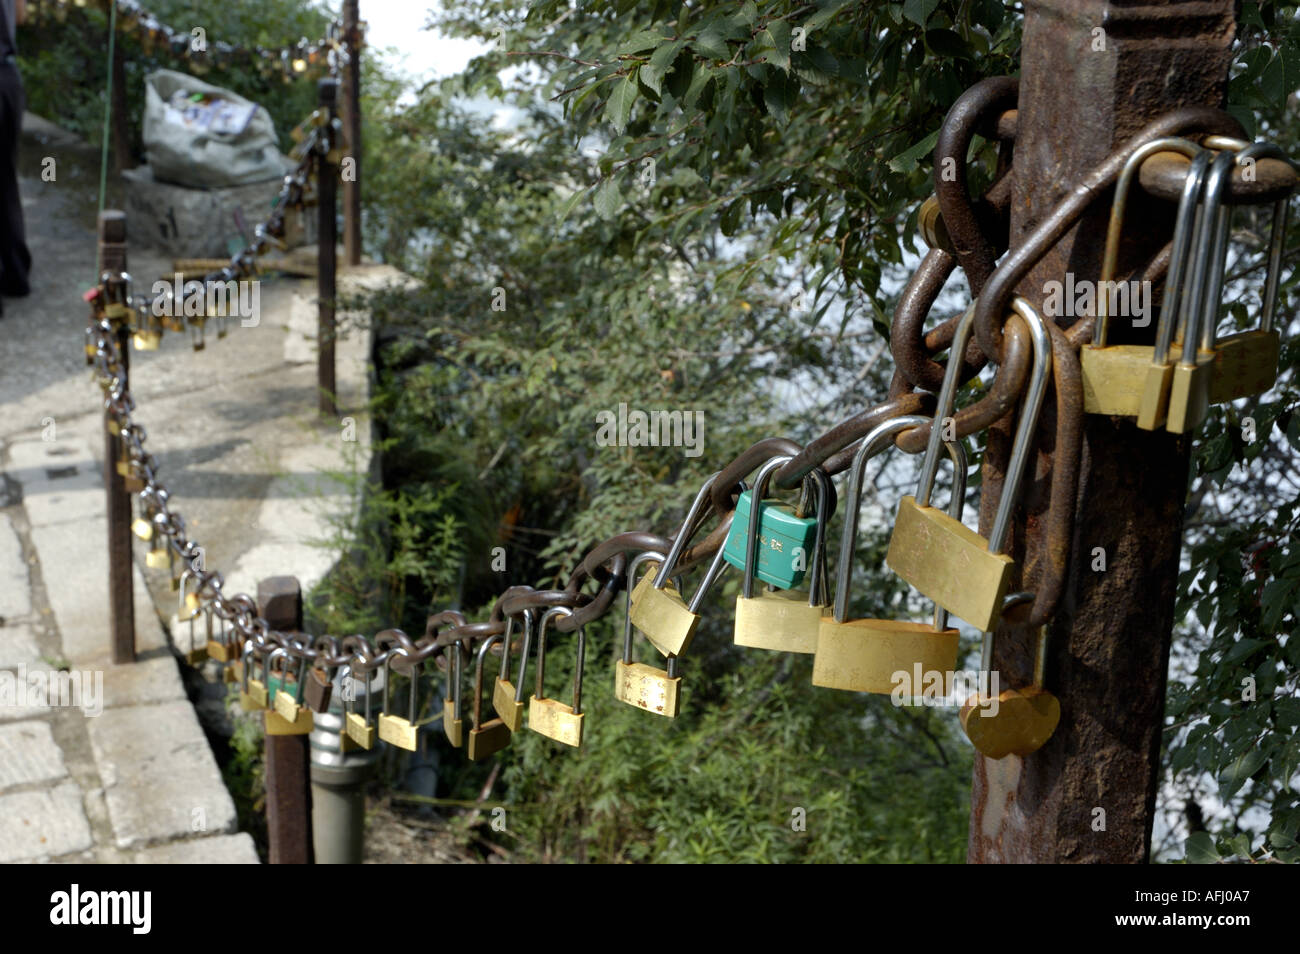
[1080,344,1153,416]
[885,497,1014,632]
[443,699,464,748]
[344,711,376,749]
[1165,352,1215,434]
[1136,361,1176,431]
[720,492,817,590]
[959,687,1060,759]
[183,646,208,666]
[379,713,418,751]
[1206,329,1280,404]
[242,678,269,710]
[733,590,825,654]
[628,570,699,657]
[273,689,306,724]
[303,667,333,713]
[812,617,959,694]
[131,332,161,351]
[266,705,313,736]
[613,659,680,718]
[528,695,584,747]
[145,548,172,570]
[206,640,233,662]
[493,678,525,732]
[467,718,512,760]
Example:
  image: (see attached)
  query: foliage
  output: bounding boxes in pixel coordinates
[17,0,333,159]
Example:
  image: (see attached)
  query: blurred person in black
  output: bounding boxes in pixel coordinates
[0,0,29,317]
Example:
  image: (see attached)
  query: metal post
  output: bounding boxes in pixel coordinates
[342,0,363,267]
[259,576,314,864]
[99,211,135,665]
[317,79,340,418]
[968,0,1235,862]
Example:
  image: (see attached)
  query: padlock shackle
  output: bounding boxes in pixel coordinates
[1193,140,1292,355]
[624,550,668,664]
[835,414,967,626]
[1093,137,1200,349]
[536,605,585,716]
[474,634,504,727]
[740,455,793,600]
[915,297,1050,560]
[1153,149,1212,366]
[978,590,1036,687]
[382,646,412,720]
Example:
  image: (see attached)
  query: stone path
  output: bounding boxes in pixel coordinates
[0,113,401,862]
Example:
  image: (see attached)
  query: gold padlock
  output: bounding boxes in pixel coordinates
[528,606,585,748]
[492,610,533,732]
[441,639,467,748]
[1137,147,1214,429]
[812,414,965,694]
[468,634,512,760]
[377,644,420,751]
[1080,137,1201,418]
[266,647,314,733]
[145,539,173,571]
[733,464,832,654]
[887,297,1051,632]
[614,551,682,719]
[628,473,735,657]
[959,594,1060,759]
[1197,141,1289,408]
[239,644,269,711]
[343,659,377,751]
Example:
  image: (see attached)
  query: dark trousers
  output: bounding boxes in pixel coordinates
[0,61,30,297]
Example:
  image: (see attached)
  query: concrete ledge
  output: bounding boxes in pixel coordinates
[0,782,94,862]
[134,832,259,864]
[86,701,237,850]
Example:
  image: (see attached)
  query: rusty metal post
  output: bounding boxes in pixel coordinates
[341,0,363,267]
[317,78,340,418]
[968,0,1236,862]
[99,211,135,665]
[259,576,314,864]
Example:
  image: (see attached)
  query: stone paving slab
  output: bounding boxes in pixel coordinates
[86,701,237,850]
[0,622,42,669]
[0,782,94,862]
[0,513,32,620]
[133,832,259,864]
[5,435,105,530]
[0,720,68,789]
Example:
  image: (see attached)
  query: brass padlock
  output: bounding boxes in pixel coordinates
[175,571,207,666]
[342,659,377,751]
[528,606,586,748]
[468,634,512,760]
[131,306,164,352]
[628,472,736,657]
[493,609,533,732]
[1196,141,1289,408]
[733,463,833,654]
[1166,145,1236,435]
[239,643,269,711]
[378,644,421,751]
[1080,137,1202,417]
[267,647,314,735]
[145,537,173,571]
[959,593,1060,760]
[442,639,466,748]
[812,414,965,694]
[886,297,1051,632]
[614,551,682,718]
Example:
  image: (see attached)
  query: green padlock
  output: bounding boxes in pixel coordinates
[721,474,819,591]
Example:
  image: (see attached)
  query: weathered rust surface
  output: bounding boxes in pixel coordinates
[969,0,1233,863]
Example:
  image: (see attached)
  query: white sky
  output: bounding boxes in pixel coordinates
[363,2,489,87]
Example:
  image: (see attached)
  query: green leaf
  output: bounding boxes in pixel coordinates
[887,128,940,173]
[762,19,793,71]
[594,177,622,220]
[644,39,684,92]
[556,186,588,222]
[805,0,853,33]
[902,0,941,28]
[925,29,970,59]
[1185,831,1220,864]
[692,24,732,61]
[618,30,666,55]
[604,72,638,134]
